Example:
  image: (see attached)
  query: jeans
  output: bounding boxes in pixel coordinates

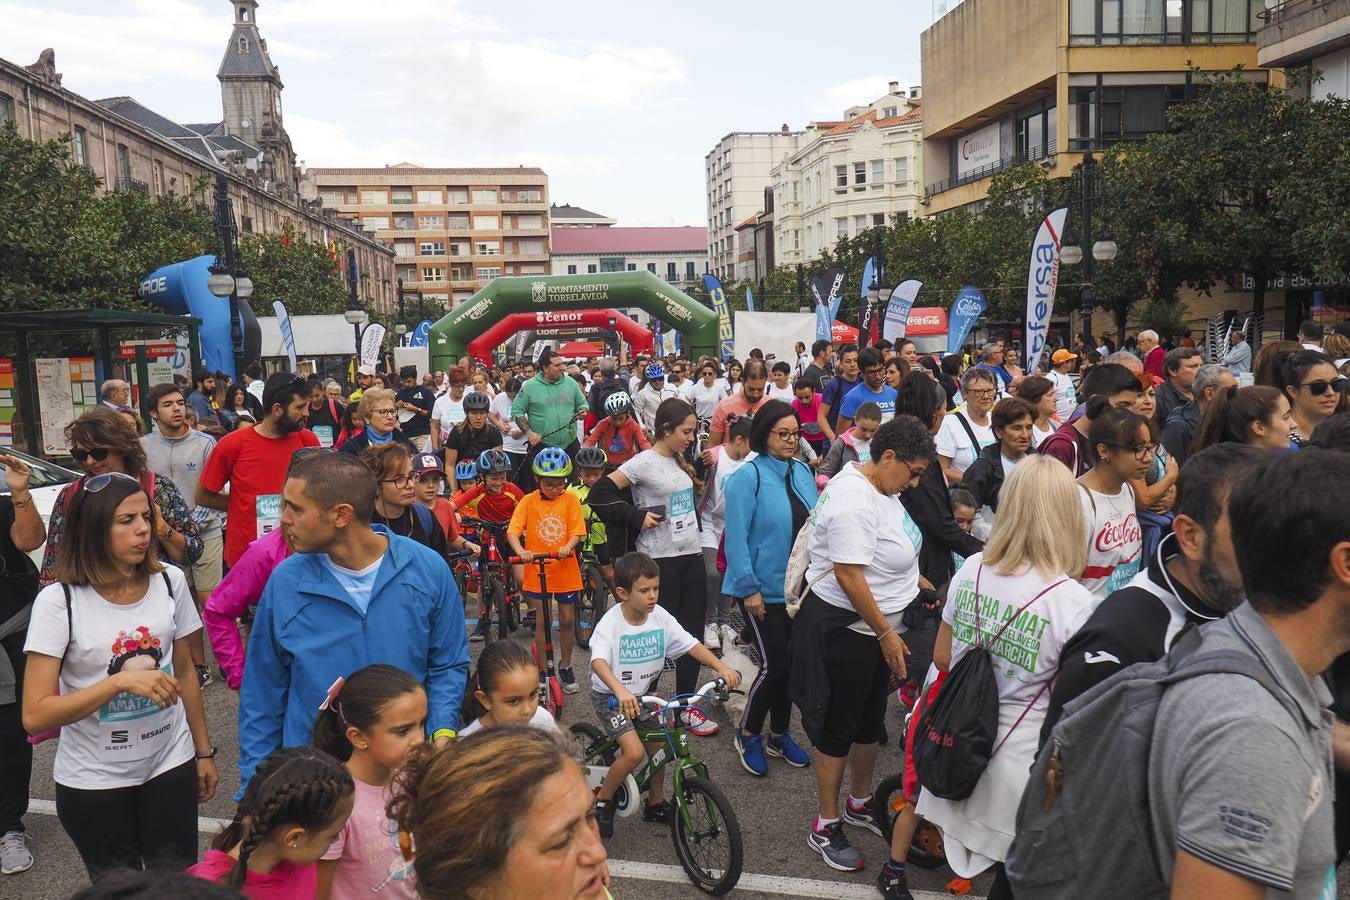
[701,547,734,627]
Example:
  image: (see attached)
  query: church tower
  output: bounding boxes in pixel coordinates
[218,0,295,189]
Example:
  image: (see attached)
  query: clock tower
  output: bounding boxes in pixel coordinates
[218,0,295,188]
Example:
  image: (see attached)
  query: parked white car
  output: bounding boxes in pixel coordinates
[0,448,80,567]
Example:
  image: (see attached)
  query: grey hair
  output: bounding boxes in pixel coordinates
[980,342,1000,359]
[100,379,127,401]
[600,358,616,375]
[961,367,997,391]
[1193,364,1232,399]
[1105,351,1142,371]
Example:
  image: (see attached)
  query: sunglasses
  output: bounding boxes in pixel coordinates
[70,447,112,464]
[82,471,138,493]
[1300,377,1347,396]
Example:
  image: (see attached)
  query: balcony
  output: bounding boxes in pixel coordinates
[504,227,549,237]
[1258,0,1350,68]
[116,177,149,195]
[924,139,1057,198]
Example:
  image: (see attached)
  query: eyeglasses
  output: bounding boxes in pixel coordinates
[968,388,996,397]
[1111,443,1158,461]
[382,474,416,488]
[863,367,885,377]
[82,471,138,493]
[1300,377,1347,396]
[70,447,112,464]
[771,429,801,442]
[374,408,398,418]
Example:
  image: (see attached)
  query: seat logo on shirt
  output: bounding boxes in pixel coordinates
[1083,650,1121,666]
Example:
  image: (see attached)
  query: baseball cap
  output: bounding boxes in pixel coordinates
[357,364,376,376]
[412,453,444,475]
[1051,349,1078,365]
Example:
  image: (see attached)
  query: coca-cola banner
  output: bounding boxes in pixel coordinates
[946,285,986,356]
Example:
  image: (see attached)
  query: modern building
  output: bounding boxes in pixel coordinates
[771,82,924,268]
[704,127,804,281]
[311,165,550,310]
[920,0,1269,217]
[0,0,394,311]
[550,202,616,228]
[1258,0,1350,99]
[549,225,707,291]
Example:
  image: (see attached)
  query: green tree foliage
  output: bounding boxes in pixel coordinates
[235,232,348,316]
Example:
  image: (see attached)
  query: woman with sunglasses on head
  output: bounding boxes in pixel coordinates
[1277,350,1343,447]
[22,470,216,877]
[339,389,415,457]
[688,363,728,424]
[39,408,202,594]
[1076,406,1150,602]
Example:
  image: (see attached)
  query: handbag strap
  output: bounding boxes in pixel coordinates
[973,565,1071,650]
[991,677,1053,760]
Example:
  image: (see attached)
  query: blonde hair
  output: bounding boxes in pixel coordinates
[982,455,1087,579]
[357,388,396,422]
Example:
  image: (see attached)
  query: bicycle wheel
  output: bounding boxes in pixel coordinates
[574,562,610,650]
[669,775,743,896]
[479,574,504,647]
[569,722,609,760]
[873,773,906,843]
[487,576,510,642]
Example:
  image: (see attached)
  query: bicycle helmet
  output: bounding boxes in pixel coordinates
[463,391,490,413]
[531,446,574,478]
[604,391,632,416]
[477,448,511,474]
[574,446,608,469]
[646,362,666,381]
[454,460,479,482]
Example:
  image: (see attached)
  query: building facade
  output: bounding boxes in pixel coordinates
[920,0,1269,216]
[771,82,924,268]
[0,1,394,312]
[1259,0,1350,99]
[704,127,803,281]
[311,166,550,311]
[549,226,707,291]
[550,202,616,228]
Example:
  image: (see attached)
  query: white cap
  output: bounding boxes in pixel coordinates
[357,364,376,376]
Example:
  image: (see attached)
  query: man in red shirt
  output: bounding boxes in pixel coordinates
[1138,329,1165,380]
[197,372,320,566]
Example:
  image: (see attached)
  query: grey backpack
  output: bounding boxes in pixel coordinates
[1006,624,1297,899]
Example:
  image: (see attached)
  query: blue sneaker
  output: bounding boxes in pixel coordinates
[766,731,811,768]
[735,732,768,776]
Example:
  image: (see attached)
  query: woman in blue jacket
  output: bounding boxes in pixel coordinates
[722,399,819,777]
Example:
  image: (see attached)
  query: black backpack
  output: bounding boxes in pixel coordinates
[912,565,1068,801]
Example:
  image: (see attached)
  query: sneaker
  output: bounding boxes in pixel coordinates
[703,623,721,651]
[735,732,768,776]
[876,865,917,900]
[196,665,212,690]
[765,731,811,768]
[680,708,719,737]
[560,666,580,695]
[720,623,740,650]
[0,831,32,875]
[594,799,615,840]
[807,821,864,872]
[843,796,884,838]
[642,799,671,823]
[469,617,490,643]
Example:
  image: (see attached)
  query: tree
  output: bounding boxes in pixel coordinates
[235,232,348,316]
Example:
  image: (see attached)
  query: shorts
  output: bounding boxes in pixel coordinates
[817,625,892,758]
[410,434,431,452]
[524,590,580,606]
[189,534,224,594]
[590,690,636,738]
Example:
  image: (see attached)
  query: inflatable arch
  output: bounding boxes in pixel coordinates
[139,254,261,379]
[430,272,718,371]
[467,309,653,362]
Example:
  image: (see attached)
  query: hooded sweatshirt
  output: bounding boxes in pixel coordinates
[721,453,818,605]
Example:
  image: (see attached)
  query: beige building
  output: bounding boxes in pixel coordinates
[705,128,804,281]
[772,82,924,268]
[0,0,394,312]
[311,166,550,310]
[1259,0,1350,99]
[549,225,707,289]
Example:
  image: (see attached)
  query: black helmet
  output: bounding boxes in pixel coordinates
[574,446,608,469]
[463,391,490,412]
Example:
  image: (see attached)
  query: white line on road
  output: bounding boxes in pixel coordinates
[29,799,982,899]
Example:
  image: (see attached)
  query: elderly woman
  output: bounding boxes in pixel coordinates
[936,368,997,484]
[721,399,818,777]
[790,415,936,873]
[338,388,414,457]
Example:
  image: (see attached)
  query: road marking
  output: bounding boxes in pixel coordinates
[28,800,981,899]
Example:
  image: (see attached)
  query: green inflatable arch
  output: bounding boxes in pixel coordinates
[429,271,719,370]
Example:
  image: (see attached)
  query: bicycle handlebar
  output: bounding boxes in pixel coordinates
[606,677,730,711]
[508,552,565,565]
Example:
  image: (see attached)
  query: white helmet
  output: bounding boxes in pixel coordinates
[604,392,632,416]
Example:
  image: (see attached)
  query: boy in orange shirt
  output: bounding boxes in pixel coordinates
[507,447,587,694]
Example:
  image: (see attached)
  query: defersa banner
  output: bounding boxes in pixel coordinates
[1025,208,1068,374]
[947,285,986,356]
[882,280,923,342]
[704,273,733,361]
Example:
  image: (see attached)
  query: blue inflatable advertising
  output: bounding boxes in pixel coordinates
[137,254,261,379]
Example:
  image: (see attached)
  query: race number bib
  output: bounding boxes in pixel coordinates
[1105,558,1140,595]
[256,493,282,537]
[667,487,697,540]
[97,663,177,762]
[312,425,334,448]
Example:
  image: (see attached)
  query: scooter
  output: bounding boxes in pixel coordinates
[512,552,566,719]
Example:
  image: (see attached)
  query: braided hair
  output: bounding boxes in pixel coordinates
[214,747,354,887]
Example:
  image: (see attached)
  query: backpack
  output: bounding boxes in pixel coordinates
[1005,623,1297,899]
[912,565,1068,800]
[783,485,834,618]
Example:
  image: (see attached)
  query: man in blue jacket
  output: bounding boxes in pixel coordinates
[237,452,468,790]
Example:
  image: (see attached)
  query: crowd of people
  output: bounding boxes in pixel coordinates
[1,315,1349,899]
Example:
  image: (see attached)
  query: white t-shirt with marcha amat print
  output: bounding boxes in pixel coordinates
[943,554,1096,707]
[588,603,699,694]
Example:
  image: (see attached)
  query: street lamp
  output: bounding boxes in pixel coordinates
[344,248,367,363]
[208,173,254,374]
[394,278,408,344]
[1057,150,1118,348]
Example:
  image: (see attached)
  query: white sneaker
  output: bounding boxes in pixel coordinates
[721,623,742,649]
[703,624,721,650]
[0,830,32,875]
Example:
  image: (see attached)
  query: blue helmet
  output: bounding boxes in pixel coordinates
[454,460,479,482]
[531,447,573,478]
[477,448,511,474]
[646,362,666,381]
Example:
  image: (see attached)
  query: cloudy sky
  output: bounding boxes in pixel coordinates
[3,0,935,226]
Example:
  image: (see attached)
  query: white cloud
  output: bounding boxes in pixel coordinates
[813,75,897,119]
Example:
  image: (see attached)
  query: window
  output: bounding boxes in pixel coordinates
[626,263,637,272]
[517,214,543,229]
[884,106,898,118]
[242,216,253,233]
[589,264,600,275]
[476,241,500,255]
[396,265,417,283]
[793,230,801,250]
[647,263,657,273]
[873,213,886,227]
[391,189,413,204]
[360,190,387,204]
[515,189,542,202]
[450,241,469,256]
[320,189,345,206]
[473,215,498,231]
[116,144,131,183]
[448,214,470,230]
[567,264,577,274]
[685,261,697,280]
[451,265,472,281]
[415,189,441,204]
[1070,0,1256,45]
[855,215,867,233]
[1194,0,1262,42]
[0,94,11,123]
[1069,78,1190,149]
[517,239,544,255]
[362,216,389,231]
[417,215,443,229]
[835,165,847,188]
[854,162,867,186]
[894,157,909,183]
[393,214,414,230]
[394,241,415,257]
[871,159,885,186]
[472,189,496,204]
[447,188,468,204]
[520,264,546,275]
[148,160,163,196]
[420,241,446,255]
[666,262,677,280]
[238,36,249,54]
[72,126,88,166]
[423,268,445,282]
[600,257,625,273]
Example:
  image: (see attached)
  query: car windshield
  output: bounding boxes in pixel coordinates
[0,449,80,491]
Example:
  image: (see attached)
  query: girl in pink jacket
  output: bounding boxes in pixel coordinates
[204,529,292,690]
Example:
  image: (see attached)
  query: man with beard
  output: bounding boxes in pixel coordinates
[198,373,320,567]
[1039,442,1263,741]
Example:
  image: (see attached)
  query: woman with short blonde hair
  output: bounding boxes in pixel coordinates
[339,388,414,457]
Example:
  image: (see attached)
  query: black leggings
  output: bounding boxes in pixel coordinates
[0,643,30,835]
[55,758,199,878]
[738,601,792,736]
[656,553,708,695]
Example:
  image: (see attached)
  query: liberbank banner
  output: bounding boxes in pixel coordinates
[956,121,1002,180]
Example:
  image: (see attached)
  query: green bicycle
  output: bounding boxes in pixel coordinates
[570,678,743,896]
[572,514,611,651]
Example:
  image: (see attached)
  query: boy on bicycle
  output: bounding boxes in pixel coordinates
[589,551,741,839]
[585,392,649,469]
[568,446,614,590]
[452,448,526,636]
[506,447,587,694]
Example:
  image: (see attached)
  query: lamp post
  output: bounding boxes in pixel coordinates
[1058,150,1118,348]
[206,173,254,375]
[343,248,368,367]
[394,278,408,345]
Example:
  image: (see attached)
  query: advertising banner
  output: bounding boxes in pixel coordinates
[956,121,1002,179]
[745,285,755,313]
[810,268,848,342]
[947,286,987,356]
[1025,208,1068,374]
[882,280,924,342]
[359,323,386,368]
[272,301,298,373]
[409,319,434,348]
[703,273,734,361]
